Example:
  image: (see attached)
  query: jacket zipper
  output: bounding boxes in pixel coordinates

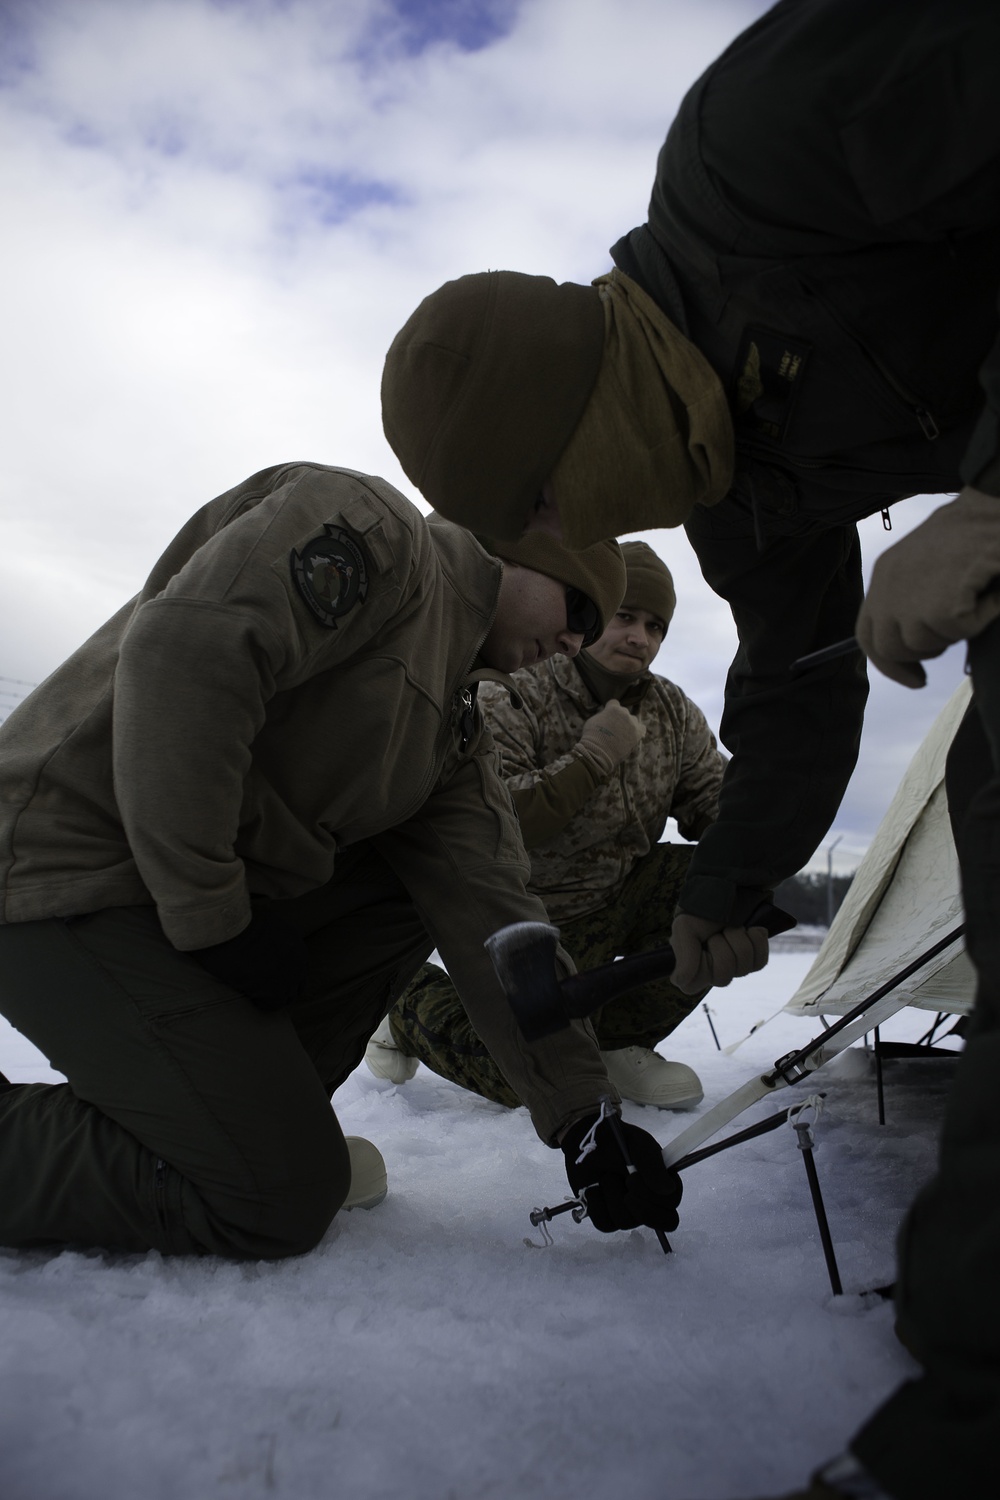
[865,346,940,441]
[453,583,502,756]
[458,687,476,753]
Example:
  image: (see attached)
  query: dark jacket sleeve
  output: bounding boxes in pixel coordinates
[679,492,869,924]
[667,692,726,843]
[961,325,1000,498]
[373,735,613,1144]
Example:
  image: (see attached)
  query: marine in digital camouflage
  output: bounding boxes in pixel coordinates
[391,842,699,1106]
[388,645,727,1105]
[480,652,725,922]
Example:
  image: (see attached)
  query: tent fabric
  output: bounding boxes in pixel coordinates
[785,679,975,1021]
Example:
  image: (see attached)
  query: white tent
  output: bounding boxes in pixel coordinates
[785,677,974,1023]
[660,679,975,1169]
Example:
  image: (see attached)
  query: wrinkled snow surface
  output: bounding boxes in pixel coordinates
[1,948,959,1500]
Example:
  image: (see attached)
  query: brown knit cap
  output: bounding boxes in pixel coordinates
[381,271,604,540]
[620,541,676,629]
[491,532,626,641]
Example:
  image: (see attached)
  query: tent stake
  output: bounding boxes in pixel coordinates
[874,1025,886,1125]
[703,1003,722,1051]
[792,1116,842,1295]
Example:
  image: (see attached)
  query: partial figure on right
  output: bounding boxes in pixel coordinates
[381,3,1000,1493]
[367,541,727,1112]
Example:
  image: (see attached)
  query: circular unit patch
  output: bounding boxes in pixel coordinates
[290,524,369,628]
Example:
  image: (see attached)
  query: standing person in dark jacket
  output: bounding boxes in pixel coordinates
[383,0,1000,989]
[380,3,1000,1495]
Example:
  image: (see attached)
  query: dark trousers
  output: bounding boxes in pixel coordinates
[0,846,433,1258]
[853,623,1000,1497]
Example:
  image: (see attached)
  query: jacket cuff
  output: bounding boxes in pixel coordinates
[575,738,616,779]
[960,408,1000,497]
[157,895,252,951]
[678,875,770,926]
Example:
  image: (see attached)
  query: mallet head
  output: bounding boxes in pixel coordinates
[483,921,568,1042]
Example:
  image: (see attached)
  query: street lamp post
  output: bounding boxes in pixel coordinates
[826,835,843,926]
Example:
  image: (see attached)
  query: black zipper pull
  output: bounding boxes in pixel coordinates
[916,408,939,441]
[881,509,892,531]
[459,685,478,752]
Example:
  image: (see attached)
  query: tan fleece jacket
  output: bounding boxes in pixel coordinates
[0,463,612,1141]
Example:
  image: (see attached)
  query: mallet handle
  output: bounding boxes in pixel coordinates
[557,901,796,1021]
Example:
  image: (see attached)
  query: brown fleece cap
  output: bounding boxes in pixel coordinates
[620,540,676,629]
[491,531,626,640]
[382,271,604,540]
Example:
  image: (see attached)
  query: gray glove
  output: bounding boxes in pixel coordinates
[670,912,769,994]
[856,486,1000,688]
[578,698,646,773]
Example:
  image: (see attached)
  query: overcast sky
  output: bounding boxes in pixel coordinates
[0,0,969,874]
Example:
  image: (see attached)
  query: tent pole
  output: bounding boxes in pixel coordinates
[874,1025,886,1125]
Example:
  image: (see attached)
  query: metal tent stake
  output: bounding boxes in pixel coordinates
[791,1112,843,1296]
[873,1025,886,1125]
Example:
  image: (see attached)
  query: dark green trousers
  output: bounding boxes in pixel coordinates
[852,616,1000,1498]
[0,846,433,1258]
[390,843,702,1108]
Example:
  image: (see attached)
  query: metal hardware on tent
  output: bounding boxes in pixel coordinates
[760,924,966,1093]
[528,1106,806,1244]
[527,925,967,1257]
[661,925,966,1173]
[529,1198,588,1228]
[768,1050,813,1087]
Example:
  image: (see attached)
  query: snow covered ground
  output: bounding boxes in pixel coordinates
[1,945,961,1500]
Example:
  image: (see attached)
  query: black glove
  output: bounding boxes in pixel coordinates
[191,909,309,1011]
[561,1109,682,1234]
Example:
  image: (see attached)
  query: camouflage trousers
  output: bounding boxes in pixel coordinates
[388,842,703,1108]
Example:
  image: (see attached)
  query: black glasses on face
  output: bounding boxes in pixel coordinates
[565,587,601,647]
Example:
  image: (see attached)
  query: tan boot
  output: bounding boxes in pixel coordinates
[364,1015,418,1084]
[343,1137,388,1210]
[600,1046,703,1109]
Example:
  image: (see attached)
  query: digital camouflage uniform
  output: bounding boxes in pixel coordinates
[389,650,726,1105]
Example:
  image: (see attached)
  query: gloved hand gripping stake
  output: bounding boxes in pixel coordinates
[490,913,965,1262]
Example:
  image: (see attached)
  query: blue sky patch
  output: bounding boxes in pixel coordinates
[0,5,38,89]
[284,169,401,226]
[385,0,519,56]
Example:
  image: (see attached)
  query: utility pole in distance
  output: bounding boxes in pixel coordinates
[826,835,843,927]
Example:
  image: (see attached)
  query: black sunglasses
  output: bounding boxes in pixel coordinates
[565,586,601,647]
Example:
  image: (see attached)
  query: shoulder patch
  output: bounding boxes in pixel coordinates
[290,524,369,628]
